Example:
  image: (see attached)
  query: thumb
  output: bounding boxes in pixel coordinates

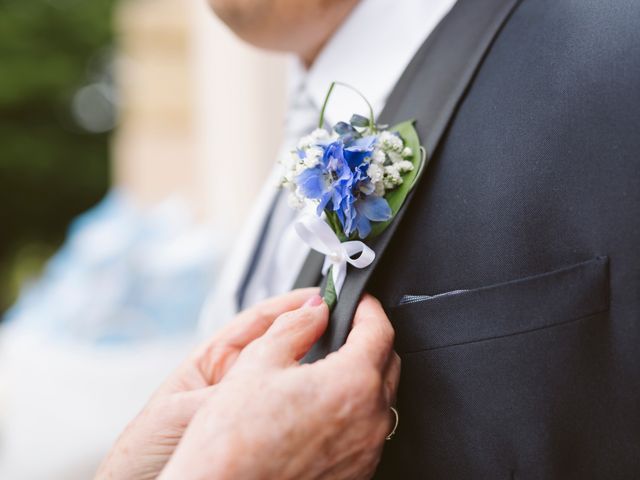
[237,295,329,369]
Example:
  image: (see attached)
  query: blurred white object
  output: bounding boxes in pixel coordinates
[0,189,222,479]
[0,333,194,480]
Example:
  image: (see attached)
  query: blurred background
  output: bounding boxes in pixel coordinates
[0,0,288,477]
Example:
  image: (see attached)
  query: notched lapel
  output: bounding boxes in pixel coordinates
[302,0,523,362]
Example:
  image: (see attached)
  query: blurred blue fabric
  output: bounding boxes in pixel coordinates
[4,190,222,344]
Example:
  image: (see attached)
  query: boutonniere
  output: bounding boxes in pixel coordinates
[280,82,426,309]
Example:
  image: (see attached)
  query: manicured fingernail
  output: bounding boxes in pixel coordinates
[303,295,324,307]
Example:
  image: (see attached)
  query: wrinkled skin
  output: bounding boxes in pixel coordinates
[97,290,400,480]
[96,288,318,479]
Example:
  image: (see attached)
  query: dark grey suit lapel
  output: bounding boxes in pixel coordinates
[302,0,522,361]
[292,250,325,289]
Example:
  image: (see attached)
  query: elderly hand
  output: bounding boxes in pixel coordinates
[159,294,400,480]
[95,288,321,480]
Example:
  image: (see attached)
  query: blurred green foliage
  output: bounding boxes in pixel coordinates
[0,0,115,313]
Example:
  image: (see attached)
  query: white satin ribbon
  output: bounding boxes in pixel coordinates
[294,215,375,298]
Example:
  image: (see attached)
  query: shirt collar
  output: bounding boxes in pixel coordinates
[292,0,458,126]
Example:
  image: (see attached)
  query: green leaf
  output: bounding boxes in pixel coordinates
[322,267,338,311]
[368,120,426,238]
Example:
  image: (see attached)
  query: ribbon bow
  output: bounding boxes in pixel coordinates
[294,215,375,299]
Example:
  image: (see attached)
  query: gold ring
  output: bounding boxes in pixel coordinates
[386,406,399,440]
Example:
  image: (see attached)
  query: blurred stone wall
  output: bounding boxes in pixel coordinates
[112,0,287,230]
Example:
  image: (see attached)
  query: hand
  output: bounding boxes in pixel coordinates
[95,288,320,480]
[160,294,400,480]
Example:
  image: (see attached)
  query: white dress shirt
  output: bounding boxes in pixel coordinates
[199,0,458,334]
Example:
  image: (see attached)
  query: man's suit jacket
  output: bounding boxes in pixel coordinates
[296,0,640,477]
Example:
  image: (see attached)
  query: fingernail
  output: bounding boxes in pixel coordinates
[303,295,324,307]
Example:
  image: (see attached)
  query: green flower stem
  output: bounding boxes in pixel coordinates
[318,81,376,131]
[321,266,338,312]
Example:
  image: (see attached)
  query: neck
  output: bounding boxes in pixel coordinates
[300,42,326,70]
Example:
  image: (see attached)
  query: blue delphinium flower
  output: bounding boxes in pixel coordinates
[296,135,392,239]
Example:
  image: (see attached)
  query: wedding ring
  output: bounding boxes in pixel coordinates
[386,406,399,440]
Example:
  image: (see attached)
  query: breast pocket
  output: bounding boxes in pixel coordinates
[389,256,609,354]
[377,257,613,478]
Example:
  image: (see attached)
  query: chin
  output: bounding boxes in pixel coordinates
[207,0,358,57]
[207,0,271,32]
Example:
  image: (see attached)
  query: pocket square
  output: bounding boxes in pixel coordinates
[398,290,468,305]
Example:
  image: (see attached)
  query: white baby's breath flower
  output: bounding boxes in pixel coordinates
[384,164,397,176]
[378,131,394,145]
[383,164,404,189]
[402,147,413,158]
[294,163,308,176]
[379,131,404,153]
[397,160,414,173]
[297,135,314,150]
[277,175,289,188]
[282,169,297,187]
[367,163,384,183]
[297,128,331,150]
[310,128,330,141]
[287,191,306,210]
[387,150,404,164]
[278,151,301,186]
[303,146,323,168]
[303,158,319,169]
[374,181,386,197]
[372,148,386,165]
[278,168,292,188]
[279,150,297,170]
